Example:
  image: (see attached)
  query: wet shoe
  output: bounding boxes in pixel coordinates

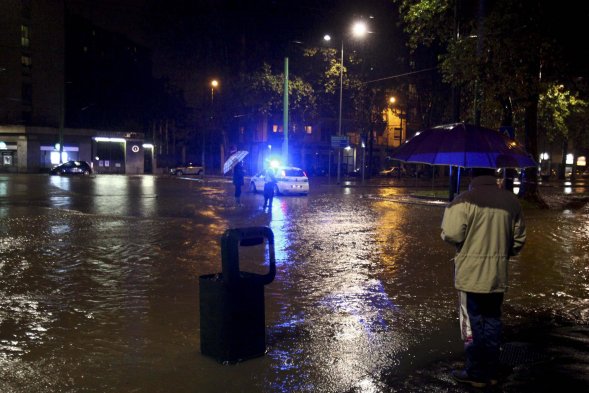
[451,370,487,388]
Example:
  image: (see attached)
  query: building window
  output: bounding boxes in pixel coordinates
[21,54,32,74]
[21,25,30,48]
[22,82,32,105]
[22,110,32,123]
[394,127,402,140]
[21,0,31,18]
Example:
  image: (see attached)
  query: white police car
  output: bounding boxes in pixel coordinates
[250,166,309,195]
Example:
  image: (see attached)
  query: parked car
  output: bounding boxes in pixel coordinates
[347,168,361,177]
[415,166,434,178]
[378,167,407,177]
[169,163,204,176]
[250,166,309,195]
[49,160,92,175]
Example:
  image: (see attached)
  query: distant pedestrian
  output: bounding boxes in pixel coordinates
[232,161,244,206]
[262,168,277,209]
[441,168,526,388]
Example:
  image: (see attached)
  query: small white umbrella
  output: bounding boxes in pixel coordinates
[223,150,248,174]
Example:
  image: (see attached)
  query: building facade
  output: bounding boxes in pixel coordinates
[0,0,154,174]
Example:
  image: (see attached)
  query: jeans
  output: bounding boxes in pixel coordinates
[463,291,503,380]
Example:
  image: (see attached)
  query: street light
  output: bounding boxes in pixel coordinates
[387,95,405,134]
[203,79,219,176]
[211,79,218,102]
[387,96,404,179]
[324,21,368,184]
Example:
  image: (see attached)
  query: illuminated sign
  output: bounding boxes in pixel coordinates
[331,136,348,148]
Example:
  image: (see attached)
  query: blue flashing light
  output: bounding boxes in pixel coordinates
[269,160,281,168]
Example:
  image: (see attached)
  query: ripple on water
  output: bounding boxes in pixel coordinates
[2,179,589,392]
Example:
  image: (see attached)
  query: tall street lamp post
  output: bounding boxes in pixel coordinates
[203,79,218,176]
[324,21,368,184]
[337,39,343,184]
[211,79,218,100]
[389,96,402,179]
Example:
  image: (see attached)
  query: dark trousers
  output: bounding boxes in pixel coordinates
[464,292,503,380]
[263,183,274,207]
[234,184,242,199]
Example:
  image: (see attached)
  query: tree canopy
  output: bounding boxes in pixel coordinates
[394,0,589,201]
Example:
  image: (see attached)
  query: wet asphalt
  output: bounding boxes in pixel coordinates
[385,323,589,392]
[0,173,588,392]
[342,176,589,392]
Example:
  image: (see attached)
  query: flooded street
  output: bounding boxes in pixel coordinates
[0,174,588,392]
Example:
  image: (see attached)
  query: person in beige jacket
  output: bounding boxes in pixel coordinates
[441,168,526,388]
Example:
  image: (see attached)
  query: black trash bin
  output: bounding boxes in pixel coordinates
[199,226,275,363]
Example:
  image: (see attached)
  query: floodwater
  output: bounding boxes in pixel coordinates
[0,174,587,392]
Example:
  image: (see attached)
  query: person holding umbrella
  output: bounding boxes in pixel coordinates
[440,168,527,388]
[232,161,244,206]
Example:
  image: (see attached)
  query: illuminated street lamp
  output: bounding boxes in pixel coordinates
[324,20,368,184]
[203,79,219,176]
[388,95,407,145]
[211,79,218,102]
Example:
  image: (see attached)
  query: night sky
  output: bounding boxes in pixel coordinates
[65,0,405,103]
[64,0,589,106]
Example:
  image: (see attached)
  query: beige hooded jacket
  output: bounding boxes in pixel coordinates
[441,175,526,293]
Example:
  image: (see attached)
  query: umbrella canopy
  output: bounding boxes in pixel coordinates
[223,150,248,174]
[391,123,537,169]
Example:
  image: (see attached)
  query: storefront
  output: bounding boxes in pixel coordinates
[0,125,153,174]
[0,141,18,172]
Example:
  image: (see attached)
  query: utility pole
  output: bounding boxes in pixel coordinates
[58,86,64,163]
[283,58,289,165]
[337,40,344,184]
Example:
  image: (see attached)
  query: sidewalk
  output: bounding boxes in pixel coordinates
[337,175,589,190]
[385,323,589,392]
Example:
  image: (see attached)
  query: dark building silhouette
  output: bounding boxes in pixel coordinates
[0,0,155,174]
[65,13,153,131]
[0,0,65,128]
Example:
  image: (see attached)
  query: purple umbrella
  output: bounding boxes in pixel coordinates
[391,122,537,169]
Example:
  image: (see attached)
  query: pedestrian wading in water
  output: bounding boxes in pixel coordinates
[263,168,276,209]
[232,161,244,206]
[441,167,526,388]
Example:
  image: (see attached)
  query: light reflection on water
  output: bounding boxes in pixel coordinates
[505,206,589,322]
[0,175,588,392]
[261,191,420,392]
